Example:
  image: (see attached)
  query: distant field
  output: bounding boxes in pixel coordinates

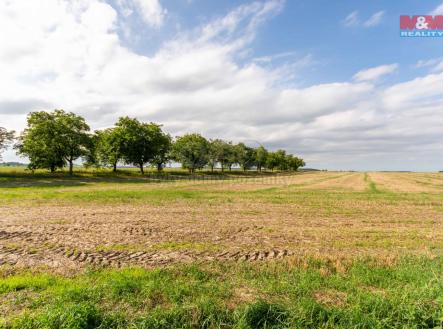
[1,170,443,328]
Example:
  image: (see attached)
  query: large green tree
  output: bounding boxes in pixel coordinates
[0,127,15,161]
[172,134,209,173]
[17,110,91,174]
[222,142,237,171]
[266,150,287,171]
[151,131,172,172]
[94,128,125,172]
[207,139,225,172]
[117,117,165,174]
[254,146,268,172]
[286,155,305,171]
[235,143,255,171]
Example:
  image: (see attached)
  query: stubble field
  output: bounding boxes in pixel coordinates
[1,170,443,328]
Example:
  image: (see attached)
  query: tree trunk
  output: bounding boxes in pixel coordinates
[69,160,73,175]
[50,164,55,173]
[211,164,214,172]
[139,163,144,174]
[113,162,117,172]
[157,163,163,172]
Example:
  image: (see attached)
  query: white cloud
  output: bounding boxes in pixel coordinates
[343,11,359,27]
[343,10,385,28]
[383,72,443,110]
[430,3,443,15]
[133,0,166,27]
[416,58,443,73]
[433,61,443,72]
[353,64,398,82]
[363,11,385,27]
[116,0,166,27]
[1,1,443,170]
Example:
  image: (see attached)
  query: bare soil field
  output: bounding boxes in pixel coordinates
[1,171,443,272]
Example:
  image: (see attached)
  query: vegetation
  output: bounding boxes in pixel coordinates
[172,133,210,173]
[3,110,305,174]
[16,110,91,175]
[89,128,124,172]
[2,258,443,328]
[1,170,443,327]
[114,117,168,174]
[0,127,14,161]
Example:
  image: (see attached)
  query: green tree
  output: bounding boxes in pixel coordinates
[83,132,100,169]
[151,132,172,172]
[275,150,288,171]
[235,143,255,171]
[208,139,225,172]
[17,110,91,174]
[265,152,277,172]
[266,150,287,171]
[286,155,305,171]
[223,142,237,171]
[172,134,209,173]
[94,128,125,172]
[0,127,15,161]
[254,146,268,172]
[117,117,166,174]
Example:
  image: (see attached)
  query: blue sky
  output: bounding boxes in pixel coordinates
[1,0,443,170]
[118,0,443,85]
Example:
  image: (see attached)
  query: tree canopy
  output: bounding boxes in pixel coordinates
[8,110,305,174]
[94,128,125,172]
[16,110,91,174]
[0,127,14,161]
[172,134,210,173]
[116,117,166,174]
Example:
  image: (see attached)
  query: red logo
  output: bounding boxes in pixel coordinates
[400,15,443,30]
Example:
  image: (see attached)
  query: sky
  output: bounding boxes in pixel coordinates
[1,0,443,171]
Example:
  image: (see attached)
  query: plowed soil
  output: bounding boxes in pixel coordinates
[1,171,443,271]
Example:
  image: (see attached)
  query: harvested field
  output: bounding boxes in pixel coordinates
[1,171,443,270]
[2,170,443,328]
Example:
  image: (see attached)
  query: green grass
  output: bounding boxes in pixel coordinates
[0,167,283,188]
[2,170,443,327]
[364,173,381,194]
[2,257,443,328]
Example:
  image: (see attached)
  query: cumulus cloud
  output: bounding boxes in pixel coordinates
[132,0,166,27]
[1,0,443,170]
[353,64,398,82]
[116,0,166,27]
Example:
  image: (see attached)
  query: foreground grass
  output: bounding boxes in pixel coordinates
[2,257,443,328]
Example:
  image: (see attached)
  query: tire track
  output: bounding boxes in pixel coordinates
[0,229,296,267]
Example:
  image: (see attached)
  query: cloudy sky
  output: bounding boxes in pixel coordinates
[1,0,443,171]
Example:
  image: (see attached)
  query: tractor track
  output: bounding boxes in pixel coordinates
[0,229,294,268]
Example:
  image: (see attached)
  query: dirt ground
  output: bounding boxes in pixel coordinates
[1,171,443,271]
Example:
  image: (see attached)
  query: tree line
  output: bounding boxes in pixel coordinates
[0,110,305,175]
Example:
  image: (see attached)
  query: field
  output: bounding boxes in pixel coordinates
[1,169,443,328]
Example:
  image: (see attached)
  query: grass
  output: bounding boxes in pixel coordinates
[364,173,381,194]
[2,169,443,327]
[0,167,282,188]
[1,257,443,328]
